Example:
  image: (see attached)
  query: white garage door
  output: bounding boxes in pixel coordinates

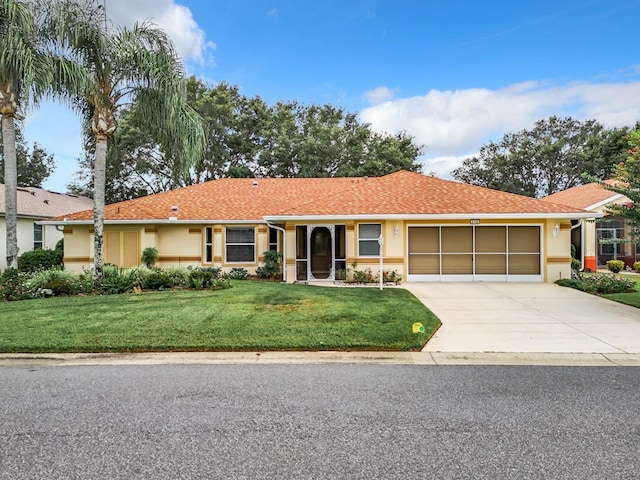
[407,225,542,282]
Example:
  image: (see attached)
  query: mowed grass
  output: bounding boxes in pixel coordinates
[604,273,640,308]
[0,282,440,353]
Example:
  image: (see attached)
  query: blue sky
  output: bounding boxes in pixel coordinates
[22,0,640,192]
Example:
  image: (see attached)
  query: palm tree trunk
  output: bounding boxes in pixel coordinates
[2,114,18,269]
[93,136,107,281]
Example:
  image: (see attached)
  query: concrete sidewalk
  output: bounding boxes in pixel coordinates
[405,282,640,356]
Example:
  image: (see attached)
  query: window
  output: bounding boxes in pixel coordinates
[204,227,213,263]
[358,223,381,256]
[269,227,279,252]
[225,227,255,263]
[33,224,43,250]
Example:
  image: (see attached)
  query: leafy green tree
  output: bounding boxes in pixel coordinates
[596,129,640,243]
[452,116,629,197]
[0,0,54,268]
[0,129,55,187]
[50,0,206,280]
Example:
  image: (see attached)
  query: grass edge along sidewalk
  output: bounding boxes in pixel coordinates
[0,282,440,353]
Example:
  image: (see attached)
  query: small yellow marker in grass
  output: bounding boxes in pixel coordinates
[412,322,425,333]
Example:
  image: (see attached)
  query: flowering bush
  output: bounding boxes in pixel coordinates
[557,273,636,295]
[0,269,36,301]
[635,261,640,273]
[27,269,91,296]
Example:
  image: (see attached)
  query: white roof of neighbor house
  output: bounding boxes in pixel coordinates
[0,184,93,218]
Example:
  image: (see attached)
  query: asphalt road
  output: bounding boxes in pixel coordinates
[1,365,639,479]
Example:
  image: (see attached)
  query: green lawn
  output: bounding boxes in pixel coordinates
[603,273,640,308]
[0,282,440,353]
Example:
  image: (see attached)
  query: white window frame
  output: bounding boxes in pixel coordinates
[33,223,43,250]
[225,226,256,263]
[268,227,279,252]
[204,227,213,263]
[358,223,381,257]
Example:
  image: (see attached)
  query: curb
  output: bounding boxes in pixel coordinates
[1,351,640,366]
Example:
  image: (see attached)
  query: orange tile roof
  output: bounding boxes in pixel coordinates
[53,171,590,223]
[542,182,621,210]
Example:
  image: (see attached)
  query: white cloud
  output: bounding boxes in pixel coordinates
[362,86,398,105]
[102,0,215,64]
[419,154,478,180]
[360,80,640,175]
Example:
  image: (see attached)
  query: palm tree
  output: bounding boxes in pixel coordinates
[0,0,52,269]
[49,0,206,280]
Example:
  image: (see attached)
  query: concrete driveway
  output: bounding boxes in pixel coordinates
[404,283,640,354]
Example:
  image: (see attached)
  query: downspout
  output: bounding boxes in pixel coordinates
[266,222,287,283]
[571,219,584,270]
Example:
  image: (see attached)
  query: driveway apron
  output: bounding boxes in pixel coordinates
[403,283,640,354]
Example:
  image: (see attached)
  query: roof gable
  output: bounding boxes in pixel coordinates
[542,182,622,211]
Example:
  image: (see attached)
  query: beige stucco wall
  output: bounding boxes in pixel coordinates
[544,219,572,282]
[58,217,578,283]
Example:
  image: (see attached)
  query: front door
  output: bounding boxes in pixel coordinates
[309,226,333,280]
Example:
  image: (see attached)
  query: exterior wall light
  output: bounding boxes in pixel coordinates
[553,223,560,238]
[394,225,400,238]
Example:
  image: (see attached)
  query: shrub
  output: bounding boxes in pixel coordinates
[606,260,625,273]
[571,258,582,272]
[224,267,249,280]
[635,261,640,273]
[18,249,63,273]
[188,267,221,289]
[256,250,282,280]
[210,278,232,291]
[127,266,153,289]
[353,268,375,283]
[100,266,133,295]
[556,274,635,294]
[141,247,159,269]
[0,269,35,301]
[27,269,84,296]
[381,269,403,284]
[55,238,64,251]
[162,266,191,288]
[143,271,174,290]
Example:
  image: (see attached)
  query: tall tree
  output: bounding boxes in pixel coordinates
[50,0,206,280]
[0,0,52,268]
[452,116,629,197]
[0,129,55,187]
[595,129,640,243]
[68,107,175,202]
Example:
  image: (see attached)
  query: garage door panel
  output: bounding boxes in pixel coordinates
[442,254,473,274]
[408,227,439,253]
[408,254,439,274]
[476,226,506,252]
[476,254,507,274]
[441,227,472,253]
[508,254,541,274]
[509,226,540,253]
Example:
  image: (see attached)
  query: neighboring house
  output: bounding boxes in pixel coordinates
[0,185,93,269]
[44,170,596,283]
[544,182,638,271]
